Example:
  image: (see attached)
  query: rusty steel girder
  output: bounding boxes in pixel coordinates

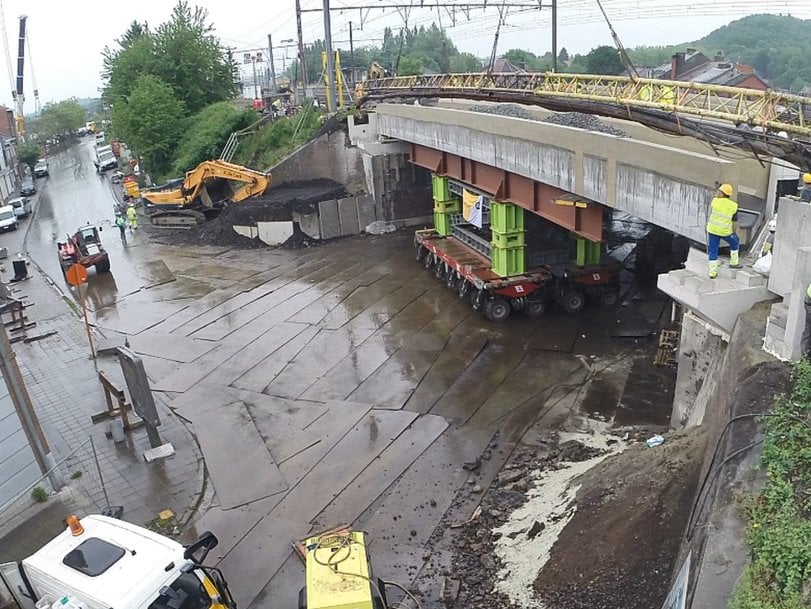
[410,143,604,242]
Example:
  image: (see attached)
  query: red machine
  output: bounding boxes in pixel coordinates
[57,224,110,276]
[415,230,620,322]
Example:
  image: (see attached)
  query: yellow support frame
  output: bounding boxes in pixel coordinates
[358,72,811,137]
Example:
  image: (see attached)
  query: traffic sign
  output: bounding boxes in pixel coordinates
[65,264,88,286]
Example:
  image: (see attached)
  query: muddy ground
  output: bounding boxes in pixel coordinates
[147,178,347,249]
[419,428,705,609]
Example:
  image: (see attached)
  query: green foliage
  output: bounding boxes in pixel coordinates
[289,23,469,81]
[503,49,552,71]
[398,56,423,76]
[103,2,234,113]
[626,14,811,90]
[171,102,256,175]
[730,561,806,609]
[558,47,570,63]
[112,74,186,177]
[231,104,323,171]
[30,486,48,503]
[30,99,86,141]
[585,45,625,76]
[732,359,811,606]
[17,140,41,169]
[449,52,483,73]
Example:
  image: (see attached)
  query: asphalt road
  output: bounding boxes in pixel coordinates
[7,139,679,609]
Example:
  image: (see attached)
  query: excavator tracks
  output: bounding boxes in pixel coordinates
[146,209,208,228]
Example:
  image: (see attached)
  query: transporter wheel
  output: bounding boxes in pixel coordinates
[600,289,619,307]
[416,245,428,263]
[484,297,511,322]
[435,261,447,281]
[446,270,459,290]
[458,278,470,300]
[423,252,435,271]
[561,290,585,314]
[96,259,111,274]
[524,298,547,318]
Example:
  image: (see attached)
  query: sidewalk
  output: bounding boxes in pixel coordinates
[0,260,204,557]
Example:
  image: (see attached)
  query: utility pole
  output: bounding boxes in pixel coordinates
[552,0,558,72]
[0,319,60,489]
[349,22,355,86]
[295,0,308,94]
[268,34,277,93]
[322,0,337,112]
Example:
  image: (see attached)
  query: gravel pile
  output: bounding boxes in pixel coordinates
[468,103,540,121]
[542,112,627,136]
[468,104,628,137]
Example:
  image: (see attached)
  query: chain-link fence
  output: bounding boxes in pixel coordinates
[0,437,110,563]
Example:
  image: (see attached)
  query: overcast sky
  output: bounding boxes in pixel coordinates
[1,0,808,106]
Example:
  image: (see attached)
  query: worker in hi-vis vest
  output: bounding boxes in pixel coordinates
[706,183,741,279]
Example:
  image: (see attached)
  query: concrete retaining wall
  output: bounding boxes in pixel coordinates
[269,129,367,195]
[292,194,378,240]
[668,304,791,608]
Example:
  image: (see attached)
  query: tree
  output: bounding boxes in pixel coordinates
[398,56,423,76]
[171,102,254,174]
[17,141,40,172]
[102,2,234,114]
[558,47,570,63]
[450,52,483,73]
[112,74,186,177]
[585,45,625,75]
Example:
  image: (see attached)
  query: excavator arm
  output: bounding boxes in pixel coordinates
[142,160,271,207]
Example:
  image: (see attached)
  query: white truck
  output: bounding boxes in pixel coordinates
[95,146,117,172]
[0,515,235,609]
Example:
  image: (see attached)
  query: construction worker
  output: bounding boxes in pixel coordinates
[706,183,740,278]
[801,173,811,202]
[761,217,776,257]
[115,213,127,243]
[126,203,138,231]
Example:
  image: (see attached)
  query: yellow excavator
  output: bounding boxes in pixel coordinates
[141,160,271,227]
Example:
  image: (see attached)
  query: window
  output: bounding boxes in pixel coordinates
[0,210,15,220]
[148,573,212,609]
[62,538,126,576]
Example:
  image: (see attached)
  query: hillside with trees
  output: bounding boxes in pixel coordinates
[629,14,811,90]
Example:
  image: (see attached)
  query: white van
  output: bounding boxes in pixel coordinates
[0,204,18,231]
[94,131,105,145]
[9,196,31,218]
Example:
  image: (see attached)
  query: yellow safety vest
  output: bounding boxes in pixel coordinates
[706,196,738,236]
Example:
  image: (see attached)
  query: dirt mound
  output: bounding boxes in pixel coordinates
[148,178,347,249]
[534,430,706,609]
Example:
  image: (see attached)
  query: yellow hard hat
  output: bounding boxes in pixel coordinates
[718,183,733,197]
[803,172,811,184]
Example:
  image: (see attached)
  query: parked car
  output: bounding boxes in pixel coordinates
[34,159,49,177]
[20,178,35,196]
[0,204,18,231]
[9,196,31,218]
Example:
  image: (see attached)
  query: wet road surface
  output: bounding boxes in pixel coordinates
[20,141,676,609]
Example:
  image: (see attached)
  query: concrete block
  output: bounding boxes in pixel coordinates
[256,222,294,246]
[143,443,175,462]
[668,269,691,286]
[356,194,377,230]
[233,225,258,239]
[318,199,341,239]
[337,197,361,236]
[294,211,321,240]
[735,270,764,287]
[769,198,811,295]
